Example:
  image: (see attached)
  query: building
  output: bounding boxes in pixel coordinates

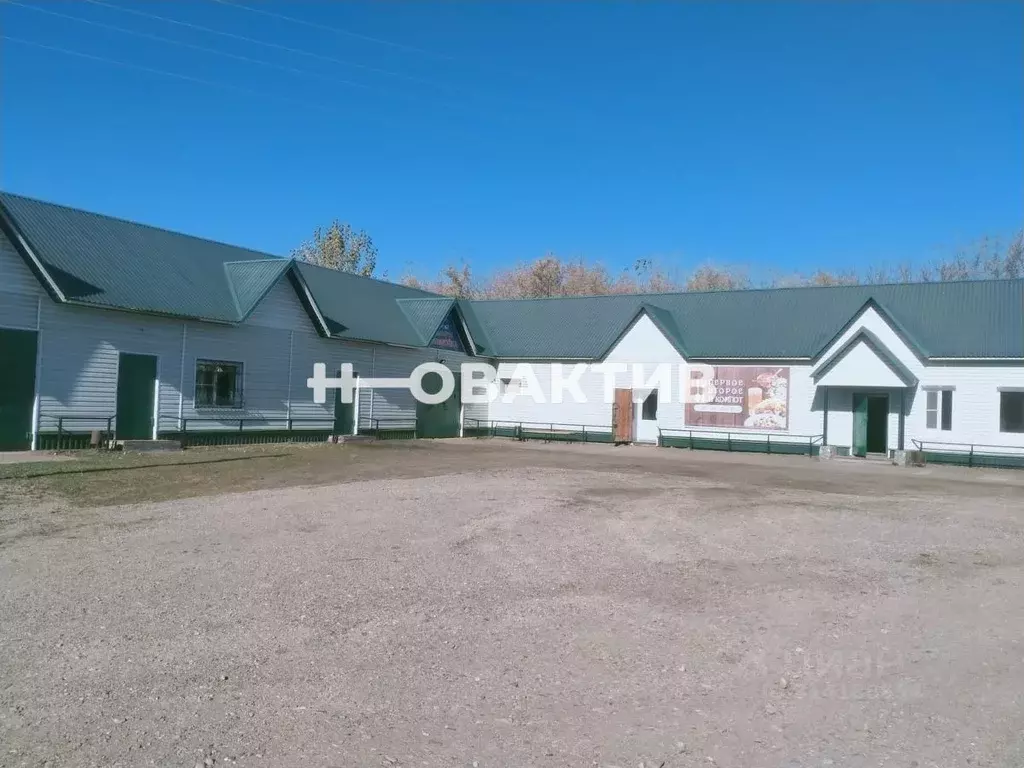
[1,192,1022,465]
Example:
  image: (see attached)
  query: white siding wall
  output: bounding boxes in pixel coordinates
[37,303,183,435]
[7,227,1024,452]
[909,367,1024,449]
[0,231,43,331]
[0,230,44,298]
[488,315,824,443]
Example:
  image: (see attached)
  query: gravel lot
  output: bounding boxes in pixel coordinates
[2,440,1023,767]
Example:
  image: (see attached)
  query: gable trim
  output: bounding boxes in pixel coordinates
[228,260,298,324]
[285,262,332,337]
[812,327,919,386]
[448,304,478,355]
[812,297,928,363]
[598,305,689,361]
[0,199,67,302]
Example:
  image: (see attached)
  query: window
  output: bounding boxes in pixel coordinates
[641,390,658,421]
[925,389,952,431]
[1001,392,1024,433]
[195,360,243,408]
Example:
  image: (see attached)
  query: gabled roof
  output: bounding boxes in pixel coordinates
[396,297,456,345]
[225,259,292,320]
[2,191,1021,361]
[810,297,928,362]
[291,261,442,346]
[813,328,919,386]
[467,279,1024,360]
[0,191,275,323]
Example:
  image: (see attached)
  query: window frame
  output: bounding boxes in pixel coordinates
[194,359,245,410]
[924,387,953,431]
[999,390,1024,434]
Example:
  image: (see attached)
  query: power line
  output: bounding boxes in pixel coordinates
[1,34,343,114]
[209,0,455,61]
[1,34,518,138]
[6,1,373,92]
[72,0,560,118]
[80,0,467,94]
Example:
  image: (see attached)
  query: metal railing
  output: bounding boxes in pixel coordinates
[911,439,1024,469]
[179,416,337,433]
[658,427,824,457]
[176,416,342,447]
[370,417,417,440]
[38,414,116,449]
[463,418,614,443]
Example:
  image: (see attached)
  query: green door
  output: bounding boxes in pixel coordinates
[116,353,157,440]
[415,371,461,439]
[0,328,38,451]
[852,393,868,458]
[333,370,355,436]
[866,395,889,454]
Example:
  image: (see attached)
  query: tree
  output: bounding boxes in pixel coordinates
[484,255,625,298]
[402,262,476,298]
[292,220,378,276]
[684,264,750,292]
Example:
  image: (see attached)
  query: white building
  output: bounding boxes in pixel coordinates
[1,192,1022,467]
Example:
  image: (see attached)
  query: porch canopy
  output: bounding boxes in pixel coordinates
[812,328,918,389]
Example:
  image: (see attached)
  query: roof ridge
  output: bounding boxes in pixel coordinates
[294,259,441,296]
[467,276,1024,303]
[222,262,245,320]
[0,190,283,260]
[222,257,288,266]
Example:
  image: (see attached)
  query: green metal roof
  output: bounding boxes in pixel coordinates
[292,261,439,346]
[813,327,919,386]
[467,280,1024,360]
[396,297,456,345]
[225,260,292,320]
[1,192,1020,360]
[0,191,278,322]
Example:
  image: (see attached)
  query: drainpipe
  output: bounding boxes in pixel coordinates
[822,386,829,445]
[285,330,294,421]
[353,373,360,435]
[898,389,906,450]
[177,323,187,429]
[30,296,42,450]
[367,347,376,428]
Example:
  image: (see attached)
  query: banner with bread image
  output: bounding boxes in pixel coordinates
[686,366,790,431]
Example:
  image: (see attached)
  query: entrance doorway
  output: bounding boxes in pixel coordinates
[852,392,888,457]
[415,370,461,438]
[333,368,355,436]
[612,387,634,444]
[635,389,659,443]
[115,353,157,440]
[0,328,38,450]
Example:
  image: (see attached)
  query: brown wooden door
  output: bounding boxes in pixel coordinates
[612,388,634,443]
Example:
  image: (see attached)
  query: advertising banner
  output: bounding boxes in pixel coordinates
[686,366,790,431]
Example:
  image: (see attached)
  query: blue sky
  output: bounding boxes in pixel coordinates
[2,1,1021,282]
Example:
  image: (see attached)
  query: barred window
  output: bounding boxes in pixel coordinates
[195,360,243,409]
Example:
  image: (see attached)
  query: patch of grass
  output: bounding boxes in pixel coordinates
[0,444,363,507]
[0,440,499,509]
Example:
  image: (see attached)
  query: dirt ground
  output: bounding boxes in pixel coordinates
[1,440,1023,767]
